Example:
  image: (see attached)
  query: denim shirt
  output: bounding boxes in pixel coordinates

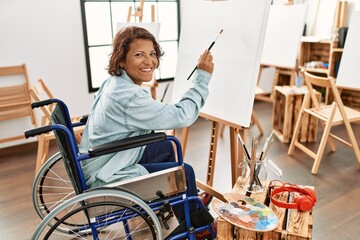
[79,69,211,188]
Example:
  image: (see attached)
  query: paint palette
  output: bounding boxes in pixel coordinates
[212,193,278,232]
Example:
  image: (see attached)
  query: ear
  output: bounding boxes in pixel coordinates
[119,61,125,69]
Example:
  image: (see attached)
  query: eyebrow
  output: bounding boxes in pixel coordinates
[133,50,156,54]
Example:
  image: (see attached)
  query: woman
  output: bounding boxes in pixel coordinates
[79,26,214,228]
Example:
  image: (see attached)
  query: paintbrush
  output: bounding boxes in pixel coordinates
[187,29,223,80]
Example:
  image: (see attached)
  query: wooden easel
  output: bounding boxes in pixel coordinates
[180,113,247,203]
[256,1,301,102]
[127,0,158,99]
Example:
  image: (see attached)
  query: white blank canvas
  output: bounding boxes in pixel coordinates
[261,4,307,69]
[172,0,271,127]
[336,11,360,90]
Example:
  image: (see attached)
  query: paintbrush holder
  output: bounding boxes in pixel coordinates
[241,157,267,193]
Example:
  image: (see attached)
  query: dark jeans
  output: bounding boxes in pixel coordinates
[138,141,199,220]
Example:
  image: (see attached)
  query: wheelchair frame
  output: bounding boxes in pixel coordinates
[26,98,215,240]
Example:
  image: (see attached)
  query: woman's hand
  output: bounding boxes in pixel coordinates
[197,49,214,74]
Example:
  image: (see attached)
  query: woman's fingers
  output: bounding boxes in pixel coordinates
[197,49,214,74]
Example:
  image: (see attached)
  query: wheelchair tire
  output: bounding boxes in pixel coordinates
[32,152,76,223]
[32,189,163,240]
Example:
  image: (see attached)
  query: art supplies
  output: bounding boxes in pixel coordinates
[236,133,251,160]
[259,130,274,161]
[240,131,283,194]
[187,29,223,80]
[212,193,278,231]
[236,133,262,193]
[242,157,267,193]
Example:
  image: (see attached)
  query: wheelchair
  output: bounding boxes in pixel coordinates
[26,98,215,239]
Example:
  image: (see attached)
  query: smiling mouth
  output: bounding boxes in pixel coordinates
[140,67,153,72]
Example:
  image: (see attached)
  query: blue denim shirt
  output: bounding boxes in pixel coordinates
[79,69,211,188]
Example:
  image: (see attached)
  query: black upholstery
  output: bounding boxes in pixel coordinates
[51,104,84,195]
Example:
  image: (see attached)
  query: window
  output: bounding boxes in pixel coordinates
[80,0,180,92]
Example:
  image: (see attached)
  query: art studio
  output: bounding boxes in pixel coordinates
[1,0,360,239]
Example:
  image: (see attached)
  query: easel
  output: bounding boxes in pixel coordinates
[127,0,158,99]
[256,1,302,103]
[180,113,247,203]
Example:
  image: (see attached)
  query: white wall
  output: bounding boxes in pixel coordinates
[0,0,94,148]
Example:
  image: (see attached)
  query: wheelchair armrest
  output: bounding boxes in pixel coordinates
[31,99,54,109]
[24,125,53,138]
[88,132,167,157]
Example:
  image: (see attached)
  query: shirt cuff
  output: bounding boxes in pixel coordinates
[194,69,212,85]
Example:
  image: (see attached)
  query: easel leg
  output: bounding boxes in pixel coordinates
[196,120,226,202]
[229,127,237,186]
[206,121,220,186]
[230,127,245,186]
[180,127,189,159]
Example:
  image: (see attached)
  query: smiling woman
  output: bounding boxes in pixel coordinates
[111,27,162,85]
[78,26,216,236]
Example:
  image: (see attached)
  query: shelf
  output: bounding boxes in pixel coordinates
[298,40,342,78]
[331,48,344,53]
[299,66,328,75]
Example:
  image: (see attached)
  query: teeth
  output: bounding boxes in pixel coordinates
[140,68,152,72]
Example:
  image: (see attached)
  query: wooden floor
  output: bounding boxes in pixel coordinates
[1,100,360,239]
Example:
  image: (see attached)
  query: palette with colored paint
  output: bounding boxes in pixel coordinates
[212,193,278,232]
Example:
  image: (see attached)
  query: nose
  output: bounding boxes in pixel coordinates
[143,55,152,65]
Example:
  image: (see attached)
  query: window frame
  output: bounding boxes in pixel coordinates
[80,0,180,92]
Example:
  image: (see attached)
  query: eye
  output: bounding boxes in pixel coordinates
[150,52,157,57]
[134,52,143,57]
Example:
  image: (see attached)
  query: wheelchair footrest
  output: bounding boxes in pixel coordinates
[157,200,174,230]
[165,207,214,239]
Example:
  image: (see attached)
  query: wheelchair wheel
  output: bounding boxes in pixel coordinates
[32,189,163,239]
[32,152,75,220]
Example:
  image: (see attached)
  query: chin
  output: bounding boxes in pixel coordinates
[142,77,153,82]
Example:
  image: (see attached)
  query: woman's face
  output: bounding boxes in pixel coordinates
[121,39,158,85]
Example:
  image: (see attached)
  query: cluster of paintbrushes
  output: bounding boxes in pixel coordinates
[237,131,283,195]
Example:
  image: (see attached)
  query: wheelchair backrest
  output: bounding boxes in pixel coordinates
[51,104,84,195]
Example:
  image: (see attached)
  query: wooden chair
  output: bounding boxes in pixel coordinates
[30,79,84,174]
[288,71,360,174]
[0,64,37,144]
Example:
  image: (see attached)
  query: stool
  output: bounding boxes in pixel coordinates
[272,86,320,143]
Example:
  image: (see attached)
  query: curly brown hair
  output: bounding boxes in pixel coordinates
[107,26,163,76]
